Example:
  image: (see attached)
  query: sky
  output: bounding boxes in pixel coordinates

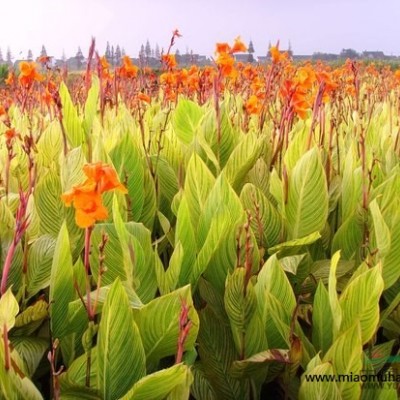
[1,0,399,60]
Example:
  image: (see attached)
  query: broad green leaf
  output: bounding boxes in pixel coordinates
[312,281,333,354]
[223,132,264,192]
[268,231,321,255]
[197,307,246,400]
[83,76,100,135]
[49,222,74,339]
[184,153,215,230]
[299,362,341,400]
[0,288,19,332]
[224,268,257,357]
[35,170,64,237]
[339,264,384,344]
[0,342,43,399]
[328,251,342,340]
[11,337,48,377]
[256,255,296,323]
[331,212,364,260]
[172,99,203,145]
[369,199,391,257]
[134,285,199,364]
[285,147,329,239]
[27,235,56,297]
[120,364,191,400]
[381,215,400,289]
[110,133,144,221]
[59,82,86,148]
[97,279,146,400]
[230,349,290,378]
[240,183,283,249]
[323,323,363,400]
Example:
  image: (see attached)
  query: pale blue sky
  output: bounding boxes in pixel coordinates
[1,0,399,59]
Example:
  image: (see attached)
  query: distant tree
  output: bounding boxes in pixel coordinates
[61,50,67,63]
[27,49,33,61]
[145,40,151,60]
[155,43,160,59]
[139,44,145,61]
[0,48,4,64]
[175,48,180,57]
[40,45,47,58]
[111,45,115,66]
[115,45,122,65]
[340,48,359,59]
[76,46,84,69]
[121,47,126,57]
[105,42,111,60]
[6,47,13,66]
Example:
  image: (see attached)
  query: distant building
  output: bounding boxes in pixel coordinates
[362,51,385,60]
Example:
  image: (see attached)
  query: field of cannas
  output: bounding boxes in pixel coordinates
[1,34,400,399]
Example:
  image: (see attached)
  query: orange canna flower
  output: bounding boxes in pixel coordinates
[215,42,231,54]
[119,56,138,78]
[245,95,261,115]
[5,71,15,86]
[162,54,177,69]
[230,37,247,54]
[82,162,128,194]
[62,183,109,228]
[18,61,44,87]
[216,52,235,77]
[270,46,282,63]
[62,162,127,228]
[138,92,151,104]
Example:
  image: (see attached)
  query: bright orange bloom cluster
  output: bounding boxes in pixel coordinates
[215,37,247,78]
[62,162,127,228]
[18,62,44,87]
[162,54,177,70]
[245,95,261,115]
[119,56,138,79]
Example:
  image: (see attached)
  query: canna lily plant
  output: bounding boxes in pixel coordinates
[1,35,400,400]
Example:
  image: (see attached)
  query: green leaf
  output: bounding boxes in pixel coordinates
[184,153,215,230]
[134,285,199,364]
[299,362,341,400]
[97,279,146,400]
[331,212,364,260]
[339,264,384,344]
[59,82,86,148]
[230,349,290,378]
[110,133,144,221]
[223,132,264,192]
[172,99,203,145]
[224,268,257,357]
[285,147,329,239]
[381,215,400,289]
[312,281,333,354]
[49,221,74,339]
[255,255,296,324]
[11,337,48,377]
[323,323,363,400]
[27,235,56,297]
[35,170,64,237]
[328,251,342,340]
[0,288,19,331]
[83,76,100,135]
[369,199,391,257]
[197,307,246,400]
[120,364,192,400]
[268,231,321,255]
[240,183,283,249]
